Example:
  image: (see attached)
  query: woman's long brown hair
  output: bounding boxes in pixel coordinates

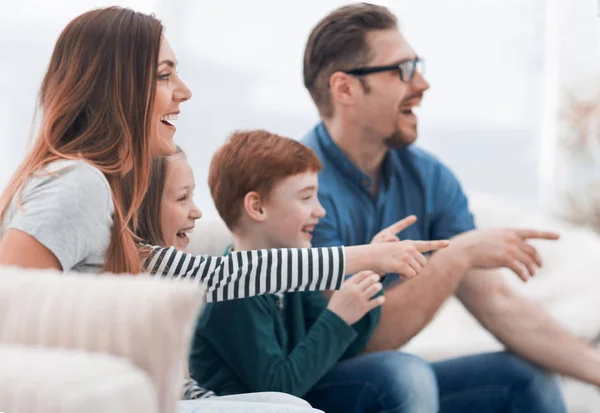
[0,7,163,274]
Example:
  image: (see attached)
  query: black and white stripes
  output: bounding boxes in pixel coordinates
[182,377,215,400]
[143,246,346,303]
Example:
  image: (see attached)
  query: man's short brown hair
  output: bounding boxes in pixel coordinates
[303,3,397,118]
[208,130,323,230]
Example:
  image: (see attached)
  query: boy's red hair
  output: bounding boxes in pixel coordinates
[209,130,322,230]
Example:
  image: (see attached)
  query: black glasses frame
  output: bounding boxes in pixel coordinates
[344,57,424,83]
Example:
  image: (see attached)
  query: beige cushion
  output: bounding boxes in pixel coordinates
[0,344,157,413]
[0,267,204,413]
[188,215,232,256]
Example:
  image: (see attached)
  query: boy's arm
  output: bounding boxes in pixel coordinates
[193,297,357,397]
[143,240,445,303]
[302,290,381,359]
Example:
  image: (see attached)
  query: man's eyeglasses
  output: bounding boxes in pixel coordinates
[343,57,424,83]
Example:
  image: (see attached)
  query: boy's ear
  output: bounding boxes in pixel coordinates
[243,191,266,223]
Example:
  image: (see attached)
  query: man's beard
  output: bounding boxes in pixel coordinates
[384,91,424,149]
[383,129,414,149]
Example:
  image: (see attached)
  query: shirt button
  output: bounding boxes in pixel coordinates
[362,179,369,186]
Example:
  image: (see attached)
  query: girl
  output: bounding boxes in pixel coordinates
[127,146,314,406]
[0,7,447,298]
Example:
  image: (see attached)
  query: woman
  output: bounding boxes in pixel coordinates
[0,7,447,298]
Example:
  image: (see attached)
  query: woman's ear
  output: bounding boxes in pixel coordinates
[243,191,266,223]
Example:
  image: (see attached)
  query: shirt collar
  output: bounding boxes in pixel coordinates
[316,122,374,193]
[316,122,395,195]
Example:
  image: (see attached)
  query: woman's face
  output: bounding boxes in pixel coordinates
[149,37,192,156]
[160,153,202,251]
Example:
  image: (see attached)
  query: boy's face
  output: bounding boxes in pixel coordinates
[260,172,326,249]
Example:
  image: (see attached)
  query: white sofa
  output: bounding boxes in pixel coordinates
[188,193,600,413]
[0,267,321,413]
[0,268,205,413]
[1,193,597,412]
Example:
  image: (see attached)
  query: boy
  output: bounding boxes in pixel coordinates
[189,130,440,413]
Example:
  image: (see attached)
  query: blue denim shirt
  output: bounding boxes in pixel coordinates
[302,122,476,253]
[299,122,476,353]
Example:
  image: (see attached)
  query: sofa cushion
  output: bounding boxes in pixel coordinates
[0,267,204,413]
[189,216,232,257]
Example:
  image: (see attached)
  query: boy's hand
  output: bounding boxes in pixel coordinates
[327,271,385,326]
[377,239,450,278]
[344,239,450,279]
[371,215,417,244]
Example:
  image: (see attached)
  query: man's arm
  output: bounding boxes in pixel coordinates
[364,227,561,352]
[365,157,562,352]
[457,269,600,387]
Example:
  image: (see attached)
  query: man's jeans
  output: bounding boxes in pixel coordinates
[303,351,567,413]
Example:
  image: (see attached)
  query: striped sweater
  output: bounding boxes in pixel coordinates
[143,246,346,303]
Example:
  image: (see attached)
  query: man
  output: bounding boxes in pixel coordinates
[302,3,600,412]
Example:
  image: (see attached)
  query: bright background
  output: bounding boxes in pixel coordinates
[1,0,598,217]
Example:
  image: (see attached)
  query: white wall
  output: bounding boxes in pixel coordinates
[0,0,547,217]
[540,0,600,216]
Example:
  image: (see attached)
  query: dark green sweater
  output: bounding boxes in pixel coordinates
[189,289,381,397]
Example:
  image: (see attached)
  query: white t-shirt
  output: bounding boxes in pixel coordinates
[0,159,113,273]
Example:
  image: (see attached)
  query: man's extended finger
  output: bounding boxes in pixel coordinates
[383,215,417,235]
[413,240,450,253]
[515,229,560,240]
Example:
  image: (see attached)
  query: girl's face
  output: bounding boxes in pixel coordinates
[160,154,202,251]
[149,37,192,156]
